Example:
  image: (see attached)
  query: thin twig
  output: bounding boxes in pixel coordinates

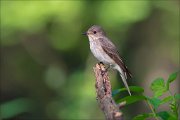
[146,100,159,120]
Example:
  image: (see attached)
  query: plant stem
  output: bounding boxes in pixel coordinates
[146,99,159,120]
[168,90,175,100]
[168,90,178,118]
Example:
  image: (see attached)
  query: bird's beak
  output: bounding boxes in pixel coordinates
[82,32,87,35]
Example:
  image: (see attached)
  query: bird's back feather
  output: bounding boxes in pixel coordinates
[99,37,132,78]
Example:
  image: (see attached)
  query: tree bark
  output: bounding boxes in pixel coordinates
[93,63,123,120]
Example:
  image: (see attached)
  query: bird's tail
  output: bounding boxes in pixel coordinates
[116,66,132,96]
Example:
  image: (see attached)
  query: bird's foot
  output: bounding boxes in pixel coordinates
[98,62,106,76]
[98,62,104,65]
[98,62,112,76]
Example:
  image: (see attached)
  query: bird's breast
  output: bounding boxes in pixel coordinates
[89,39,114,64]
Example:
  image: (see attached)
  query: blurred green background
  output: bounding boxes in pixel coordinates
[0,1,179,119]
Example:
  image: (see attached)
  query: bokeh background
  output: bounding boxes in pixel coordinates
[0,0,179,119]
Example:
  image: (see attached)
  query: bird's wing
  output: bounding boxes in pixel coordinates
[99,37,132,78]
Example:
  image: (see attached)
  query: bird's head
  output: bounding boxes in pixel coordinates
[82,25,106,39]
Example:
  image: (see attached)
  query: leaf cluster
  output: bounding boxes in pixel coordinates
[113,72,179,120]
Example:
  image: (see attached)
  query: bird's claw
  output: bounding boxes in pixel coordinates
[98,62,104,65]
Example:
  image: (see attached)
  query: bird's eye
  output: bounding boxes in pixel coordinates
[93,31,97,34]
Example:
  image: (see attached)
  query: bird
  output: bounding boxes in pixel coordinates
[83,25,132,96]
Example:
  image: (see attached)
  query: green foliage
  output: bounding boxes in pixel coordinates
[167,72,178,90]
[0,98,34,119]
[98,1,151,27]
[116,95,146,105]
[112,86,144,97]
[114,72,179,120]
[133,113,154,120]
[157,111,177,120]
[150,78,167,97]
[147,97,161,109]
[160,96,173,105]
[113,86,146,105]
[175,94,180,100]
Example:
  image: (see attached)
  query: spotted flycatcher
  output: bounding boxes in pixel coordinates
[83,25,132,95]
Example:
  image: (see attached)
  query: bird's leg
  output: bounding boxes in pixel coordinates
[104,64,113,73]
[105,64,111,72]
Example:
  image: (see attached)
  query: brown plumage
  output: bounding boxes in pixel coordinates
[84,25,132,95]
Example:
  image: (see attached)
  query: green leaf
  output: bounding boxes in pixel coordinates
[167,72,178,83]
[169,101,178,117]
[150,78,167,97]
[112,86,144,97]
[157,111,177,120]
[133,113,154,120]
[160,96,173,105]
[174,94,180,100]
[147,97,161,109]
[0,98,34,119]
[167,72,178,90]
[116,95,146,105]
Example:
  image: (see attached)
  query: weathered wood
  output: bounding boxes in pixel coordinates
[93,63,123,120]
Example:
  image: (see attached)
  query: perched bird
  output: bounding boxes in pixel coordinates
[83,25,132,96]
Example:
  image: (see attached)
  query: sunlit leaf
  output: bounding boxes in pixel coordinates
[150,78,167,97]
[167,72,178,83]
[116,95,146,105]
[169,101,178,117]
[133,113,154,120]
[160,96,173,105]
[112,86,144,97]
[167,72,178,90]
[147,97,161,109]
